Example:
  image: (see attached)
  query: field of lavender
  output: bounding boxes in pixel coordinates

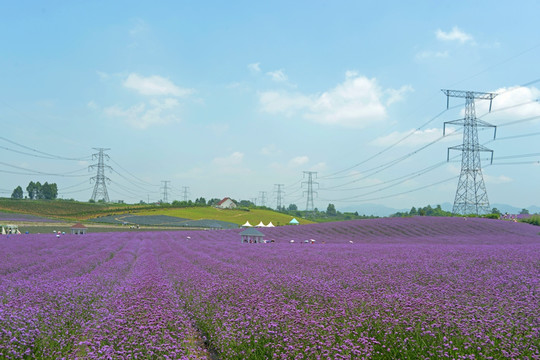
[1,217,539,359]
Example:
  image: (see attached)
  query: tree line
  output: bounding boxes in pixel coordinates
[11,181,58,200]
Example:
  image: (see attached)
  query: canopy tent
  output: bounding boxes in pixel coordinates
[240,227,265,243]
[255,221,265,227]
[289,218,299,225]
[241,221,253,227]
[266,222,275,227]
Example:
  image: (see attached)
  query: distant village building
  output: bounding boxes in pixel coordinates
[216,197,237,209]
[70,223,87,235]
[240,228,265,243]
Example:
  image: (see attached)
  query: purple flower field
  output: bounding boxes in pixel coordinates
[1,217,539,359]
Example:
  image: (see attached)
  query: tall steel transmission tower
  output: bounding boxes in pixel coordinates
[442,89,497,215]
[302,171,318,211]
[161,181,170,203]
[89,148,111,202]
[182,186,190,202]
[274,184,285,210]
[259,191,267,207]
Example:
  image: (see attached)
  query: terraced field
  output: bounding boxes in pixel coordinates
[134,207,314,226]
[89,214,239,229]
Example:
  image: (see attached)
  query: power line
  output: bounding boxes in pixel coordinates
[0,161,88,177]
[0,136,91,161]
[109,158,159,187]
[319,107,461,180]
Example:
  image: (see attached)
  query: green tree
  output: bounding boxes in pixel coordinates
[195,197,206,205]
[34,181,43,199]
[520,208,530,215]
[26,181,36,199]
[238,200,255,208]
[207,198,221,206]
[326,203,337,216]
[11,186,23,199]
[288,203,298,211]
[491,207,501,215]
[41,182,58,200]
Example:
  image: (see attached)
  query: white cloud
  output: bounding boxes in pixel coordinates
[261,144,281,156]
[475,86,540,121]
[259,72,409,128]
[104,98,180,129]
[386,85,414,106]
[129,18,149,37]
[370,127,458,147]
[267,69,288,82]
[288,156,309,167]
[248,62,261,73]
[310,162,327,172]
[213,151,244,167]
[87,100,98,110]
[96,71,110,81]
[123,73,193,97]
[436,27,474,44]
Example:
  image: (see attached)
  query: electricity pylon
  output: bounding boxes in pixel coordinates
[442,89,497,215]
[89,148,111,202]
[302,171,318,211]
[274,184,285,210]
[161,181,170,203]
[182,186,190,202]
[259,191,267,207]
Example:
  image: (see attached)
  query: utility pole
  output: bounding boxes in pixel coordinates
[259,191,267,207]
[161,181,171,203]
[89,148,111,202]
[274,184,285,210]
[182,186,190,202]
[302,171,318,211]
[251,197,258,206]
[442,89,497,215]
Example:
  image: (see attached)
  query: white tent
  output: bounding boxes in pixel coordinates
[255,221,265,227]
[266,222,275,227]
[242,221,253,227]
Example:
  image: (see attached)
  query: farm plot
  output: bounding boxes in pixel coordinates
[90,214,238,229]
[0,211,61,223]
[1,218,539,359]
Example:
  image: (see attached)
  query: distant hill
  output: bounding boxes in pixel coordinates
[0,198,147,220]
[0,198,313,226]
[134,207,314,226]
[339,203,408,217]
[340,202,540,216]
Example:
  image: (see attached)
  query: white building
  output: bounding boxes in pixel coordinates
[216,197,237,209]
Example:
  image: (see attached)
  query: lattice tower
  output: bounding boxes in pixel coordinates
[442,89,497,215]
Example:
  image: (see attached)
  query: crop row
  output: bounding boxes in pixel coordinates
[1,218,539,359]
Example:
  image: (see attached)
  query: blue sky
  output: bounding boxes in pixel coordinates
[1,1,539,212]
